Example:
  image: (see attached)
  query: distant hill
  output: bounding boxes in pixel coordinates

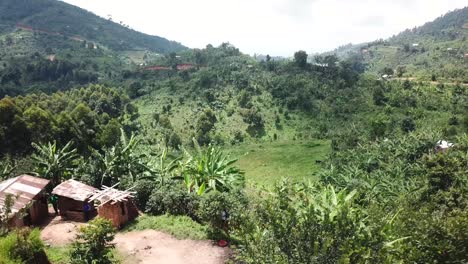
[389,7,468,44]
[0,0,186,53]
[0,0,189,96]
[329,7,468,82]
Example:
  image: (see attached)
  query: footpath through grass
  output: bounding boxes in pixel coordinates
[227,140,330,187]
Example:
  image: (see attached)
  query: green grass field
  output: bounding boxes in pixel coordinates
[227,140,330,187]
[45,246,70,264]
[124,214,208,240]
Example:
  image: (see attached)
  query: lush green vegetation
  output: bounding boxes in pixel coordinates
[0,2,467,263]
[0,85,138,156]
[333,7,468,82]
[70,218,116,264]
[233,132,467,263]
[228,140,330,186]
[45,246,70,264]
[0,0,185,53]
[0,228,49,264]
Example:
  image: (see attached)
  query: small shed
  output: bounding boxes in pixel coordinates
[88,184,138,229]
[52,179,97,222]
[0,175,50,227]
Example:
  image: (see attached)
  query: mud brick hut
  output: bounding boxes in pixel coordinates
[0,175,50,227]
[52,179,98,222]
[88,184,138,229]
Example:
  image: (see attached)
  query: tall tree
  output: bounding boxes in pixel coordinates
[294,50,308,69]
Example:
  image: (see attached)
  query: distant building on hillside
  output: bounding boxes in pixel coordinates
[381,74,392,79]
[176,64,196,70]
[412,43,419,47]
[312,63,328,67]
[435,140,454,152]
[144,65,171,71]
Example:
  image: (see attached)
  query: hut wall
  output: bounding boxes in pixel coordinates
[29,194,48,225]
[97,200,138,229]
[7,195,48,227]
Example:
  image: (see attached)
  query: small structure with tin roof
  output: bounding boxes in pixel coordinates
[0,175,50,227]
[52,179,97,222]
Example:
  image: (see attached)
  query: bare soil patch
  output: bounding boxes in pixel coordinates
[114,230,231,264]
[40,215,86,246]
[40,214,230,264]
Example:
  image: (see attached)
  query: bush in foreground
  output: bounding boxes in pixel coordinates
[70,217,116,264]
[0,228,49,264]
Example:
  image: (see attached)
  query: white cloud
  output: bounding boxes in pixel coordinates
[61,0,467,56]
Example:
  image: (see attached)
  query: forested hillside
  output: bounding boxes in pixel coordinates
[333,7,468,82]
[0,0,186,96]
[0,0,186,53]
[120,44,466,151]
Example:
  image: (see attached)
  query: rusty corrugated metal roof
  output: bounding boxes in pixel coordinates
[0,174,50,213]
[52,179,97,202]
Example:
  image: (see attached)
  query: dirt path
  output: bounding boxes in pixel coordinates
[391,77,468,86]
[40,212,86,246]
[114,230,231,264]
[40,216,230,264]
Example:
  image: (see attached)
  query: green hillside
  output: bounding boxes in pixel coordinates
[0,0,186,53]
[331,7,468,82]
[0,0,188,96]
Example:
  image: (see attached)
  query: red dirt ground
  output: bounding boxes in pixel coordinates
[40,211,231,264]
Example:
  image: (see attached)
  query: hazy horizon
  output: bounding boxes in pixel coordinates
[61,0,466,56]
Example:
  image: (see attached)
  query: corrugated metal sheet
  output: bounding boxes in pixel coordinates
[52,179,97,202]
[0,175,50,213]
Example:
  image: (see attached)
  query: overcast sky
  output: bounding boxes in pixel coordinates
[61,0,466,56]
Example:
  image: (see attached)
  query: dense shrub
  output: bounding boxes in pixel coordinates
[425,150,466,193]
[197,189,248,238]
[146,182,200,218]
[395,200,468,263]
[132,179,156,210]
[235,182,398,263]
[0,85,138,156]
[0,228,49,264]
[70,217,116,264]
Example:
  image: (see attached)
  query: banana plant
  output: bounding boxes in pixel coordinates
[31,140,78,186]
[0,159,15,180]
[91,129,151,186]
[180,139,245,195]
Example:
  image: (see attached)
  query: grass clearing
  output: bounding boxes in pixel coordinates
[227,140,330,187]
[123,214,208,240]
[45,246,70,264]
[45,246,130,264]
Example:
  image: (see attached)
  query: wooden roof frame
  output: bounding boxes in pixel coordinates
[88,182,136,208]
